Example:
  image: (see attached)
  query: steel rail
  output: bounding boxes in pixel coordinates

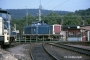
[48,43,90,56]
[30,43,58,60]
[42,43,58,60]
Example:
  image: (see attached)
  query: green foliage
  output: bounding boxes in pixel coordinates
[43,12,62,24]
[63,12,82,25]
[7,9,69,19]
[75,8,90,20]
[11,14,36,33]
[85,18,90,25]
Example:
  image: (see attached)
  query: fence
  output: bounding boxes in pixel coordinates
[15,37,64,43]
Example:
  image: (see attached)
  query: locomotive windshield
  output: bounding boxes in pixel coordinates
[0,9,11,21]
[0,9,11,35]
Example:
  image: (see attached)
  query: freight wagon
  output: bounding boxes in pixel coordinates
[23,21,61,41]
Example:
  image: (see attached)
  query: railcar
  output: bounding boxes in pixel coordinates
[0,9,15,48]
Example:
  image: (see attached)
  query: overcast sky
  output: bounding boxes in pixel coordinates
[0,0,90,12]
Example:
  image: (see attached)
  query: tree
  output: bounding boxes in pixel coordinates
[43,12,61,25]
[27,15,36,25]
[11,14,36,33]
[62,12,82,25]
[75,8,90,20]
[85,18,90,25]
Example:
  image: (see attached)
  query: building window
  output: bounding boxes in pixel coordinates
[68,32,74,37]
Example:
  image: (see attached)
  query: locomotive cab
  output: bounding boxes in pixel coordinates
[0,9,15,47]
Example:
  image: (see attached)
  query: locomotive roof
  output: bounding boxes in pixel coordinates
[0,9,10,14]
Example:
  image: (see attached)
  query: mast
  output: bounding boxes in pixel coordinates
[38,0,42,21]
[26,6,28,25]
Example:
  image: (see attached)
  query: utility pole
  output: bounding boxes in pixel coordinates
[61,19,63,25]
[26,6,28,25]
[81,20,84,26]
[38,0,42,21]
[13,24,17,41]
[7,13,11,36]
[14,24,16,31]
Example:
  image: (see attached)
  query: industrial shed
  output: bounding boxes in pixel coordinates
[62,25,90,42]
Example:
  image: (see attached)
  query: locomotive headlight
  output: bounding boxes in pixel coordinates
[4,30,8,34]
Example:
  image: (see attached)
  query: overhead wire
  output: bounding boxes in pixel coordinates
[43,0,52,6]
[43,16,90,17]
[52,0,69,10]
[39,0,90,19]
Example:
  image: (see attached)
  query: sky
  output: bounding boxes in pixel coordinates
[0,0,90,12]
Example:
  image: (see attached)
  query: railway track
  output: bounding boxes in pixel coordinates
[55,43,90,56]
[30,43,58,60]
[44,43,90,60]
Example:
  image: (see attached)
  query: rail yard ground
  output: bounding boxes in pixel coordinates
[0,42,90,60]
[0,43,31,60]
[0,48,17,60]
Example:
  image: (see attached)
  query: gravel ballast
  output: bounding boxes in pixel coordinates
[0,48,18,60]
[7,44,31,60]
[0,44,31,60]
